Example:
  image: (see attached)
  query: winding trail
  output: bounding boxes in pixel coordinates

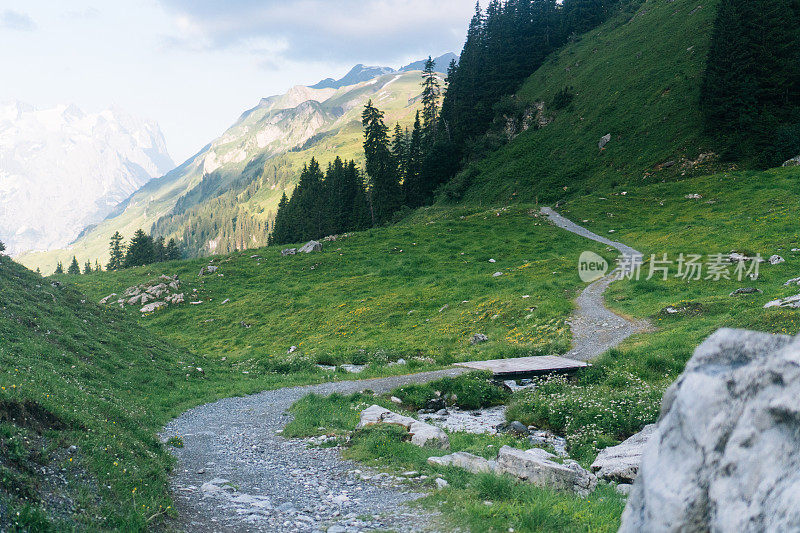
[164,208,650,532]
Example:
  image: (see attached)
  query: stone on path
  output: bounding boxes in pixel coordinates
[591,424,655,483]
[496,446,597,496]
[620,328,800,532]
[357,405,449,449]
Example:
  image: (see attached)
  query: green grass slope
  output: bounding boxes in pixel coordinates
[66,206,610,370]
[454,0,722,204]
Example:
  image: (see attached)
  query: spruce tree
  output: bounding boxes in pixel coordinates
[362,100,401,223]
[153,236,166,263]
[0,240,5,254]
[107,231,125,271]
[83,260,92,274]
[269,192,291,245]
[403,112,425,207]
[54,262,64,274]
[391,123,408,183]
[68,256,81,275]
[123,229,155,268]
[94,260,102,272]
[165,238,181,261]
[420,56,441,146]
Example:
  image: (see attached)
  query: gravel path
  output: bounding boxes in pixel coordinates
[163,368,467,533]
[541,207,650,360]
[163,209,649,532]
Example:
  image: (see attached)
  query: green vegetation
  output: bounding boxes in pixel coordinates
[509,166,800,461]
[449,0,720,205]
[392,371,510,410]
[67,206,607,366]
[284,389,626,532]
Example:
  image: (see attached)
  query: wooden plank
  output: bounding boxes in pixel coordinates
[455,355,589,377]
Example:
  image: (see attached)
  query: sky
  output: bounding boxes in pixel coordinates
[0,1,476,164]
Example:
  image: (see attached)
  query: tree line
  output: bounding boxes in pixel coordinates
[54,230,181,275]
[701,0,800,166]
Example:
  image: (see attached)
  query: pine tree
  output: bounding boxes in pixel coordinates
[0,241,5,254]
[68,256,81,275]
[403,112,425,207]
[165,238,181,261]
[153,236,166,263]
[54,262,64,274]
[123,229,155,268]
[107,231,125,271]
[269,192,292,245]
[83,260,93,274]
[420,56,441,146]
[362,100,401,223]
[94,259,102,272]
[391,123,408,182]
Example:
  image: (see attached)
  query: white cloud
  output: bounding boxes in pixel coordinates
[158,0,472,63]
[0,9,36,31]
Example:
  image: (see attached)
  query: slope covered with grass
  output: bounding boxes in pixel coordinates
[66,206,610,370]
[451,0,722,205]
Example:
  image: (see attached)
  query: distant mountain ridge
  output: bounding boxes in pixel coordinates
[0,101,173,255]
[309,53,456,90]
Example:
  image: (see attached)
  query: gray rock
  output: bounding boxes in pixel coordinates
[281,248,297,256]
[199,265,218,276]
[496,446,596,496]
[99,293,117,304]
[299,240,322,253]
[599,133,612,150]
[409,421,449,449]
[769,254,785,265]
[140,301,167,314]
[428,452,495,474]
[357,405,449,449]
[729,287,762,296]
[620,328,799,533]
[497,420,530,436]
[340,364,365,374]
[492,271,503,277]
[782,154,800,167]
[435,478,449,489]
[784,276,800,286]
[470,333,489,345]
[590,424,655,483]
[764,293,800,308]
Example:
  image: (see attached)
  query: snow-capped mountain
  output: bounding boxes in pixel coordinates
[0,101,174,255]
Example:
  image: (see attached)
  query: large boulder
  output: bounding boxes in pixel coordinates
[299,240,322,253]
[428,451,496,474]
[591,424,655,483]
[496,446,596,496]
[140,301,167,313]
[199,265,218,276]
[620,328,799,532]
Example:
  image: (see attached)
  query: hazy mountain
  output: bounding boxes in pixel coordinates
[0,101,173,255]
[18,69,435,272]
[309,64,396,90]
[399,52,458,72]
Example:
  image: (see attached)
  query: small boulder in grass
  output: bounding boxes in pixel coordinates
[769,254,785,265]
[470,333,489,345]
[729,287,762,296]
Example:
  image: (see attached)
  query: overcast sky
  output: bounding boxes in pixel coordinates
[0,1,476,163]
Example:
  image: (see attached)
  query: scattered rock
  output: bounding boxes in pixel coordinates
[99,293,117,304]
[489,258,496,263]
[281,248,297,256]
[140,301,167,314]
[496,446,597,496]
[299,240,322,253]
[591,424,656,483]
[221,298,230,304]
[199,265,218,276]
[287,346,298,354]
[684,193,703,199]
[428,452,495,474]
[470,333,489,345]
[784,276,800,286]
[438,304,449,312]
[729,287,762,296]
[599,133,612,150]
[496,421,530,437]
[769,254,785,265]
[782,154,800,167]
[435,478,449,489]
[764,294,800,309]
[620,329,799,532]
[424,397,446,411]
[492,271,503,277]
[728,252,764,263]
[390,396,403,405]
[357,405,449,449]
[340,364,365,374]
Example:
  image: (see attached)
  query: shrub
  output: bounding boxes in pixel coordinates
[550,86,575,110]
[392,371,510,410]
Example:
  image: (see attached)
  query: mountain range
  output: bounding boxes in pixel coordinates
[309,52,455,90]
[0,102,173,256]
[17,58,449,272]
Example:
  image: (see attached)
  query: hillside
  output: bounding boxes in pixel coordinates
[18,70,436,274]
[448,0,722,204]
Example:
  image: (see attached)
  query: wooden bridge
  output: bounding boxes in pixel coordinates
[456,355,589,378]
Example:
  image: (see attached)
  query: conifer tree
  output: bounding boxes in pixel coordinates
[391,123,408,182]
[123,229,155,268]
[94,260,102,272]
[68,256,81,275]
[54,262,64,274]
[420,56,441,146]
[107,231,125,271]
[165,238,181,261]
[0,241,5,254]
[362,100,401,223]
[269,192,292,245]
[83,260,92,274]
[153,236,166,263]
[403,112,425,207]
